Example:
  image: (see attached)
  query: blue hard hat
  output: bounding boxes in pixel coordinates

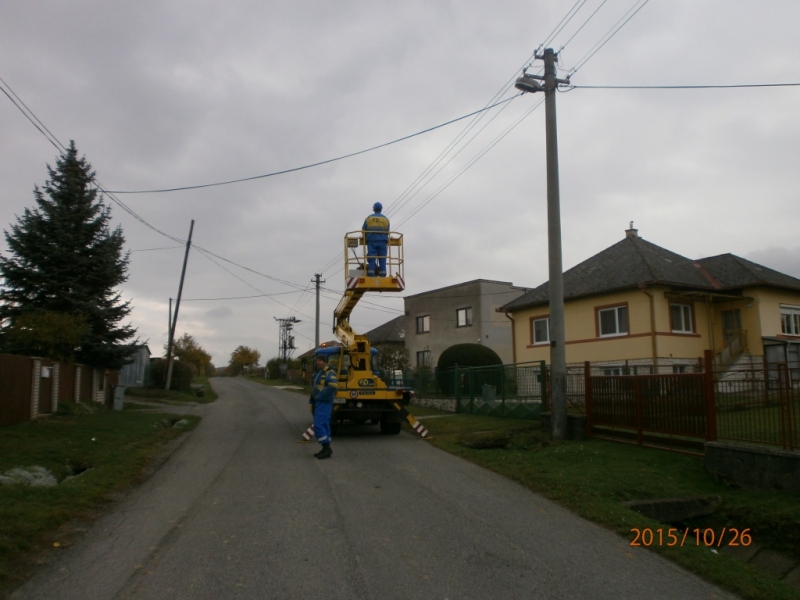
[373,202,383,212]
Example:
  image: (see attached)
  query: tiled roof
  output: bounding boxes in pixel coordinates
[365,315,405,344]
[696,254,800,292]
[501,233,800,312]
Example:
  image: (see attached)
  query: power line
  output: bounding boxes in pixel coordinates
[573,82,800,90]
[130,245,184,253]
[182,291,300,301]
[568,0,653,75]
[105,96,519,194]
[557,0,610,52]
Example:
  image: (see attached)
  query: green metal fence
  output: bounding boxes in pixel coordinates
[414,361,546,420]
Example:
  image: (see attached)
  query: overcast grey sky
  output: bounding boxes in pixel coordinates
[2,0,799,366]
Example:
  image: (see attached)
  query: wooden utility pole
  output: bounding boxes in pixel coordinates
[165,220,194,390]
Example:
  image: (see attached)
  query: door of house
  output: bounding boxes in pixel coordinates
[721,309,742,344]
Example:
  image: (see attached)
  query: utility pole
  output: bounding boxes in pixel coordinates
[165,220,194,390]
[515,48,570,440]
[312,274,325,349]
[274,316,300,363]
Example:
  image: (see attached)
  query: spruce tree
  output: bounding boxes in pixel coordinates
[0,141,137,368]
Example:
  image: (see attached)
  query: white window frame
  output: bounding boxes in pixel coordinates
[416,315,430,334]
[532,317,550,345]
[780,305,800,336]
[416,350,431,367]
[670,303,693,334]
[456,307,473,328]
[597,305,629,338]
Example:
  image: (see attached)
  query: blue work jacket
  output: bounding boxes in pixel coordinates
[362,212,389,244]
[310,366,338,404]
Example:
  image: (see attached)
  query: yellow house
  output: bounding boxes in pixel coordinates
[499,227,800,373]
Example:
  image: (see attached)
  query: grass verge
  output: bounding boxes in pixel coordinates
[124,376,218,403]
[411,405,799,600]
[0,401,200,595]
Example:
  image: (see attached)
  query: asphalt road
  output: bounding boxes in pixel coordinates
[11,378,737,599]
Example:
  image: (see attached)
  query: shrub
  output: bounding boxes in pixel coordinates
[150,358,194,393]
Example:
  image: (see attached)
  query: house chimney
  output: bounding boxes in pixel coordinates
[625,221,639,239]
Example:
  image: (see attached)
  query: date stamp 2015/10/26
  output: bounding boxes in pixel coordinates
[630,528,752,548]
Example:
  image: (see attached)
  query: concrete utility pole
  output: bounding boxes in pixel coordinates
[312,273,325,348]
[515,48,570,440]
[165,220,194,390]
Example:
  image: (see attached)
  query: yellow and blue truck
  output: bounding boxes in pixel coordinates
[304,230,427,439]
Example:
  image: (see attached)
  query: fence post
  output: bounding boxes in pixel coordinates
[635,378,643,446]
[469,369,475,414]
[584,361,593,438]
[542,365,550,412]
[454,365,460,414]
[703,349,717,442]
[538,361,546,411]
[30,357,42,420]
[52,362,60,414]
[778,364,793,451]
[500,365,506,417]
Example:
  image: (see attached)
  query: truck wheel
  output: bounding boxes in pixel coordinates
[380,419,401,435]
[330,418,339,437]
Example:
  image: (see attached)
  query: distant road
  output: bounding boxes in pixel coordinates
[12,378,735,599]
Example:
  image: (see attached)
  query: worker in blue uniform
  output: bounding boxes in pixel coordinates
[309,354,337,459]
[362,202,390,277]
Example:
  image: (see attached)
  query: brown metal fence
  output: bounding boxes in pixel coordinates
[713,361,798,451]
[580,351,797,452]
[59,363,76,403]
[586,369,715,452]
[0,353,34,427]
[79,365,94,402]
[0,353,117,427]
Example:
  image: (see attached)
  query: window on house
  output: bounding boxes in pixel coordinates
[598,305,628,337]
[670,303,693,333]
[416,315,430,334]
[416,350,431,367]
[780,305,800,336]
[532,317,550,345]
[672,364,688,374]
[456,307,473,328]
[602,366,623,376]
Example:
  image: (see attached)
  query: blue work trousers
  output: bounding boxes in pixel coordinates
[313,401,333,444]
[367,241,387,276]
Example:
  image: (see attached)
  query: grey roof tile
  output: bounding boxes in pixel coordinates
[500,235,800,312]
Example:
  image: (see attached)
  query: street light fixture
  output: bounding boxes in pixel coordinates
[514,74,544,94]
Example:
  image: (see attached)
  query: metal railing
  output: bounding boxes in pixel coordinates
[413,361,546,420]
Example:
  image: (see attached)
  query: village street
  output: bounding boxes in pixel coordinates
[11,378,735,599]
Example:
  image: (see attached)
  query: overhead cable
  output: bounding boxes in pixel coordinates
[105,96,519,194]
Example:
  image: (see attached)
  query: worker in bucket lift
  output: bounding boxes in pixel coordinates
[362,202,389,277]
[308,354,337,459]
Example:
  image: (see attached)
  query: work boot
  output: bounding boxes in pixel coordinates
[316,445,333,459]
